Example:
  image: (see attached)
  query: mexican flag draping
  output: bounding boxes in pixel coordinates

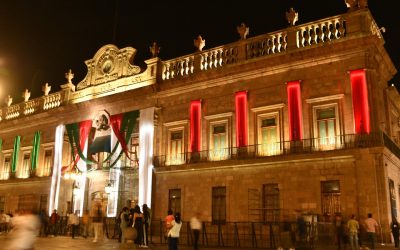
[31,131,41,170]
[64,120,94,172]
[11,135,21,173]
[107,110,139,168]
[64,110,139,172]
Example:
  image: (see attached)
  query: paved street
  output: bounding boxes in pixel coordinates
[0,234,397,250]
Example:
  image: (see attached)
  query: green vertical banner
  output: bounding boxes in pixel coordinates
[0,138,2,152]
[31,131,41,170]
[11,135,21,173]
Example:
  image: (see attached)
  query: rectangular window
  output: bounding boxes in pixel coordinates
[0,196,5,211]
[168,131,184,165]
[210,124,228,160]
[1,157,11,180]
[168,189,181,215]
[317,108,337,149]
[43,150,53,176]
[212,186,226,224]
[262,184,280,223]
[20,154,31,178]
[321,180,341,218]
[259,117,280,156]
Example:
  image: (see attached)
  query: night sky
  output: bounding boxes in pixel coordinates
[0,0,398,103]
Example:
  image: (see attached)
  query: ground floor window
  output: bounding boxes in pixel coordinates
[212,186,226,224]
[169,189,181,214]
[0,196,5,211]
[262,183,280,223]
[321,180,341,219]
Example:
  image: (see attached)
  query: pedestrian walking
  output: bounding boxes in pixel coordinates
[5,209,40,250]
[69,210,80,238]
[347,214,359,250]
[391,216,400,249]
[92,204,104,243]
[164,209,174,241]
[364,213,379,250]
[118,207,129,243]
[82,210,90,238]
[190,212,202,250]
[142,203,151,247]
[49,209,60,237]
[167,212,182,250]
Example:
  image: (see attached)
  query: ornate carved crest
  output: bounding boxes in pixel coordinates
[77,45,141,90]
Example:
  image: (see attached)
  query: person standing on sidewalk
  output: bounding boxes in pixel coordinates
[190,212,202,250]
[168,212,182,250]
[49,209,60,237]
[347,214,359,250]
[92,204,104,243]
[142,203,151,247]
[69,210,80,239]
[118,207,129,243]
[364,213,379,250]
[390,216,400,249]
[81,210,90,238]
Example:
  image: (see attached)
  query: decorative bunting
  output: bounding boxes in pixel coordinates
[31,131,41,170]
[11,136,21,173]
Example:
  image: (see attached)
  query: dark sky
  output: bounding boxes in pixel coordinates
[0,0,398,103]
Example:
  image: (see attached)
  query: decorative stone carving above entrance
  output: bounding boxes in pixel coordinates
[77,44,141,90]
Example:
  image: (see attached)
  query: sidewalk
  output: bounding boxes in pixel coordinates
[0,234,396,250]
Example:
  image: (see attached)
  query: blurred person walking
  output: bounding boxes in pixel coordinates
[164,209,174,241]
[49,209,60,237]
[82,210,90,238]
[118,207,129,243]
[69,210,80,238]
[5,209,40,250]
[38,209,48,237]
[92,204,104,243]
[190,212,202,250]
[142,204,151,247]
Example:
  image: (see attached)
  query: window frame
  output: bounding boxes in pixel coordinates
[205,112,233,161]
[164,120,188,166]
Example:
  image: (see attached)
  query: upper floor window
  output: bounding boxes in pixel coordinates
[205,113,233,161]
[210,123,229,161]
[43,150,53,176]
[163,120,188,166]
[121,135,139,169]
[169,131,184,165]
[0,156,11,180]
[252,104,284,157]
[19,153,31,178]
[306,95,343,151]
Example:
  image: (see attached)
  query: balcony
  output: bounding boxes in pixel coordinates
[153,132,394,168]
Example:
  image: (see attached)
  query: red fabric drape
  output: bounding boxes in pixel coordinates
[287,81,303,141]
[190,100,201,152]
[109,113,129,156]
[350,69,370,134]
[235,91,248,147]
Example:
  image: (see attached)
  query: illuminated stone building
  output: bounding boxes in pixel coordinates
[0,4,399,241]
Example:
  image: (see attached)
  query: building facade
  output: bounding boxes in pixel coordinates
[0,4,399,242]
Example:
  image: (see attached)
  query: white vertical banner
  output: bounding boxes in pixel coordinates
[49,124,64,216]
[73,142,88,216]
[138,107,154,208]
[107,129,121,217]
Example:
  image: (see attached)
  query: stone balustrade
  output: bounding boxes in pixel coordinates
[0,9,383,123]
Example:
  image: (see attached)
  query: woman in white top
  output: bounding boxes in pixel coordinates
[167,212,182,250]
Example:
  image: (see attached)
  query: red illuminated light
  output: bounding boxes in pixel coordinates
[235,91,248,147]
[190,100,201,152]
[287,81,303,141]
[350,69,370,134]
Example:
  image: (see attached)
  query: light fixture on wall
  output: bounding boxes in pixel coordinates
[105,182,113,194]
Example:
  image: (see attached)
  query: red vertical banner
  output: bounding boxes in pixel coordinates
[190,100,202,152]
[79,120,93,153]
[350,69,370,134]
[235,91,248,147]
[287,81,303,141]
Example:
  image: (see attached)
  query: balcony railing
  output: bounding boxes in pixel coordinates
[154,132,389,168]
